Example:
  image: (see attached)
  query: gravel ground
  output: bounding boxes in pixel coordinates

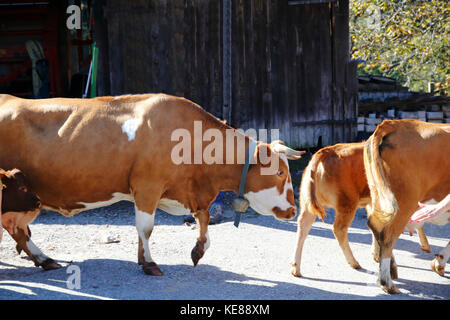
[0,198,449,300]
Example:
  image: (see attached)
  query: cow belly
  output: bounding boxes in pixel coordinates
[78,192,134,211]
[157,198,191,216]
[43,192,134,216]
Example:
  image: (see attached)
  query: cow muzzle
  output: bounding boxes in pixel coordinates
[272,206,296,220]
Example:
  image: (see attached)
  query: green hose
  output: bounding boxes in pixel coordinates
[90,43,98,98]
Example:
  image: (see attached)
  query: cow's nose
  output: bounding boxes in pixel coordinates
[286,207,296,220]
[273,206,297,220]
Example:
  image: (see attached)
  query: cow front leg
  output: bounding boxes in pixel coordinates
[135,205,162,276]
[10,228,61,270]
[191,209,210,266]
[3,211,61,270]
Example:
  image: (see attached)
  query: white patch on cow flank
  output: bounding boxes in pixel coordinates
[157,198,191,216]
[121,118,141,141]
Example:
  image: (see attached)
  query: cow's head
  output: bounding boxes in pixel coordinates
[0,168,41,239]
[1,169,41,212]
[244,141,305,220]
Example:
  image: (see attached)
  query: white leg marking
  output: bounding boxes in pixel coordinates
[135,205,155,263]
[380,258,393,288]
[204,231,210,251]
[26,240,51,264]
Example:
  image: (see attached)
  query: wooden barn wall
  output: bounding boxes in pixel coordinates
[99,0,357,147]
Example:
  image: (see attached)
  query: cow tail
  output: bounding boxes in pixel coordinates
[299,151,327,221]
[363,122,398,224]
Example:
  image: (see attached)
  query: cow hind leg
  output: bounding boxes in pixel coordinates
[291,207,316,277]
[371,233,380,263]
[367,214,384,263]
[378,218,408,294]
[10,228,61,270]
[332,207,361,269]
[191,209,210,266]
[135,205,162,276]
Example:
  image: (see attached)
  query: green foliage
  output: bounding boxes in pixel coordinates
[350,0,449,94]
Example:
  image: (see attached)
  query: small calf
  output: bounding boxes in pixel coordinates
[0,168,41,242]
[291,142,432,278]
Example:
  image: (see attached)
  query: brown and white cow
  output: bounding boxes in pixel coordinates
[0,93,304,275]
[364,119,450,294]
[0,168,41,246]
[290,142,431,278]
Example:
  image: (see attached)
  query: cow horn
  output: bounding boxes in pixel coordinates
[271,141,306,160]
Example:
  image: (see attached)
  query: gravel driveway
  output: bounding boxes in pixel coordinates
[0,200,448,300]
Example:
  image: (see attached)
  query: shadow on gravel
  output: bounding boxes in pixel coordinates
[0,259,384,300]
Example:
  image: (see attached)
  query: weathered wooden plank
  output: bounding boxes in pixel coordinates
[101,0,356,147]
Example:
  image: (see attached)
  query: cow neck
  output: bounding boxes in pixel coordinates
[233,139,257,227]
[211,137,256,194]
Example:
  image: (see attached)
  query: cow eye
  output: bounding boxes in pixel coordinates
[277,170,283,176]
[19,186,28,192]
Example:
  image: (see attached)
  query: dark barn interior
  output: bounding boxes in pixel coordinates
[0,0,358,148]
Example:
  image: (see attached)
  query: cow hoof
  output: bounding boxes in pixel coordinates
[191,242,205,267]
[349,262,362,269]
[431,256,445,277]
[290,265,302,277]
[16,244,23,255]
[372,253,380,263]
[142,262,163,276]
[40,259,62,271]
[420,246,431,253]
[381,285,400,294]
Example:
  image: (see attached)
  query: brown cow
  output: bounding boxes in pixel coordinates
[0,168,41,246]
[0,93,304,275]
[291,142,431,277]
[364,119,450,294]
